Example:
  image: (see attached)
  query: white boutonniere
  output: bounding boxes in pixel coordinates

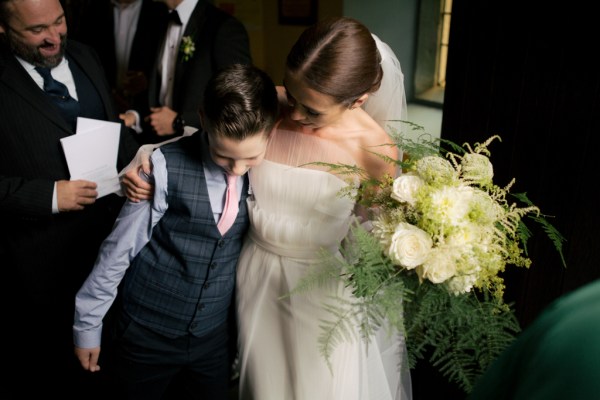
[180,36,195,62]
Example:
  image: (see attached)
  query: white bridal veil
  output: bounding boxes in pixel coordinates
[363,34,408,136]
[362,34,413,400]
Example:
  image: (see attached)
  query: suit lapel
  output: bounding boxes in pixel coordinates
[149,14,172,107]
[173,2,208,100]
[149,2,209,108]
[130,1,168,72]
[0,41,117,136]
[0,51,71,132]
[66,42,114,121]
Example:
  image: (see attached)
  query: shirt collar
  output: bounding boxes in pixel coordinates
[173,0,198,27]
[16,55,68,75]
[111,0,142,9]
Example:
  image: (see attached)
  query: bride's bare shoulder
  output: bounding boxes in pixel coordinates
[354,111,395,149]
[352,111,398,178]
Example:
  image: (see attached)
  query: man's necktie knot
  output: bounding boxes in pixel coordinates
[36,67,70,98]
[35,66,80,130]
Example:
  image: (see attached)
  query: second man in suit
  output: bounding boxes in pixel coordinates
[72,0,170,113]
[122,0,252,144]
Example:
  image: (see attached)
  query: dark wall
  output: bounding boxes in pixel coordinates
[413,1,600,398]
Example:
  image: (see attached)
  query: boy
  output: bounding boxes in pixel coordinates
[73,64,279,399]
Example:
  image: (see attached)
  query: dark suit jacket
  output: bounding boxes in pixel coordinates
[72,0,169,111]
[0,39,139,362]
[139,0,252,143]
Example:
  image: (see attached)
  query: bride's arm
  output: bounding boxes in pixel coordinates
[119,127,198,201]
[360,130,399,181]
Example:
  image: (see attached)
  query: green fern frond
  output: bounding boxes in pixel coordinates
[399,281,521,391]
[282,248,343,299]
[516,219,534,256]
[317,298,360,371]
[301,161,368,179]
[510,192,567,268]
[528,214,567,268]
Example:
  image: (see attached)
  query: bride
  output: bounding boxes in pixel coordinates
[121,16,411,400]
[235,17,411,400]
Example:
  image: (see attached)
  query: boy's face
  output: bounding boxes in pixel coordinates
[208,131,270,176]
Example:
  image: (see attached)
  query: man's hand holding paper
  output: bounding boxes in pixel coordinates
[60,117,121,198]
[56,180,98,211]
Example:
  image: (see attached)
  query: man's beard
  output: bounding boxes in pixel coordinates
[4,31,67,68]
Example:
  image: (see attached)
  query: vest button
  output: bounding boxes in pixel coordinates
[218,239,225,247]
[203,282,211,289]
[197,304,204,311]
[210,262,217,270]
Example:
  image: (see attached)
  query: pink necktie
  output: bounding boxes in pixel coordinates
[217,174,239,235]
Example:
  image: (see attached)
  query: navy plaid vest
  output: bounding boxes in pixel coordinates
[121,133,249,338]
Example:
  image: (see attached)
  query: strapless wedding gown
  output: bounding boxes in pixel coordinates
[236,129,411,400]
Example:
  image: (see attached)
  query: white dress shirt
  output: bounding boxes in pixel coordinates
[159,0,198,107]
[113,0,143,89]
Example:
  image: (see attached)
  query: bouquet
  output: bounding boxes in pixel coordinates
[294,128,566,393]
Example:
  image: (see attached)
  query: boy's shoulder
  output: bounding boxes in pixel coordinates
[162,129,205,151]
[160,130,208,166]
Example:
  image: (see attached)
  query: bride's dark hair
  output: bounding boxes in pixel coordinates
[285,16,383,108]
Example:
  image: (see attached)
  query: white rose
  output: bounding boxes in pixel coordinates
[418,247,457,283]
[390,172,424,206]
[388,222,432,269]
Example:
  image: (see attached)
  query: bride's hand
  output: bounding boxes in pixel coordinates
[119,131,193,201]
[120,145,155,202]
[121,167,153,202]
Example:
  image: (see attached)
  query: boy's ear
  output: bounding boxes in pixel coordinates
[351,93,369,109]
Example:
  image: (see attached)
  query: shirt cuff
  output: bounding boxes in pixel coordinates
[126,110,143,134]
[73,324,103,349]
[52,181,59,214]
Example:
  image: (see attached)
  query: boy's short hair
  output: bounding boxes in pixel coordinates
[202,64,279,140]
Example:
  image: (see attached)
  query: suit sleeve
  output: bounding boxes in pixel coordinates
[0,176,55,217]
[117,123,142,170]
[211,15,252,68]
[178,13,252,129]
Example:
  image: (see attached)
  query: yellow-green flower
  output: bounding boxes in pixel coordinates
[180,36,195,62]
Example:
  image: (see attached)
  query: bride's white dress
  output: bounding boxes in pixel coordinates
[236,128,411,400]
